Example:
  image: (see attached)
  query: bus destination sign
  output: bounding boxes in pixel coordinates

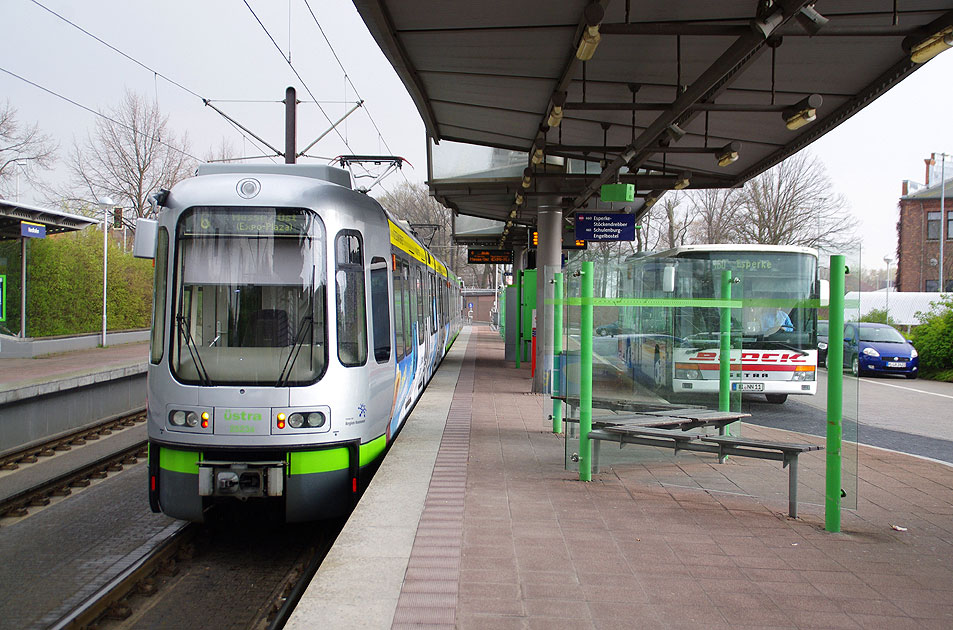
[574,213,636,241]
[467,249,513,264]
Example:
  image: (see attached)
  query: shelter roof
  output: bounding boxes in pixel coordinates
[0,200,97,241]
[354,0,953,247]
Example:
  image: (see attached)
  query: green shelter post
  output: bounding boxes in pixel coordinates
[579,262,593,482]
[718,270,732,463]
[718,269,732,415]
[515,270,522,369]
[552,272,564,434]
[826,255,845,533]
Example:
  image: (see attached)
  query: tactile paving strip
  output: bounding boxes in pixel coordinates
[391,335,476,629]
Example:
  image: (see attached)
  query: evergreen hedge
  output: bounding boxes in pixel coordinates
[0,228,153,338]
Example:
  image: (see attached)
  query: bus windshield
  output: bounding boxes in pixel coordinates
[171,207,328,386]
[673,251,817,351]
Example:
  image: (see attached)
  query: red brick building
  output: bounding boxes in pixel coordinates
[897,154,953,292]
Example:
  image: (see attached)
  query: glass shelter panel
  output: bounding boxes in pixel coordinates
[560,247,845,514]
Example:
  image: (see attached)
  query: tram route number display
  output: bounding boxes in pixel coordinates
[574,213,636,241]
[467,249,513,264]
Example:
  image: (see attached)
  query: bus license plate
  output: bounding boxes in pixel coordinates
[886,361,907,368]
[733,383,764,392]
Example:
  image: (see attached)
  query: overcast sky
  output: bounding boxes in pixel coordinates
[4,0,953,271]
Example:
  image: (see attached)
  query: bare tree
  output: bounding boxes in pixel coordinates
[0,101,57,200]
[64,90,195,225]
[736,151,853,248]
[686,187,744,244]
[657,191,693,249]
[205,138,240,164]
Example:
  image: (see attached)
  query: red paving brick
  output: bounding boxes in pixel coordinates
[394,327,953,629]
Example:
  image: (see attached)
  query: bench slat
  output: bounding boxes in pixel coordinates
[700,435,822,453]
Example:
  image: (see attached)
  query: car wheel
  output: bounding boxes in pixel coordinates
[596,328,606,336]
[851,356,859,377]
[905,372,917,380]
[765,393,788,404]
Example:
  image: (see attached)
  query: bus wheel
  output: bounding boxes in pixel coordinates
[765,393,787,404]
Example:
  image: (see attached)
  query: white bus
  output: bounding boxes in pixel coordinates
[616,244,820,404]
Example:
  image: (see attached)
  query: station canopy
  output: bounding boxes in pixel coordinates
[354,0,953,247]
[0,200,97,241]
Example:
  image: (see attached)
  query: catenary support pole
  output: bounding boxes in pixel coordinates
[285,86,297,164]
[579,261,594,482]
[826,255,845,532]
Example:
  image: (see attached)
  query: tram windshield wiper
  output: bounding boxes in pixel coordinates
[276,316,314,387]
[176,315,212,386]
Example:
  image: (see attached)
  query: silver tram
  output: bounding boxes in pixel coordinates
[136,163,462,521]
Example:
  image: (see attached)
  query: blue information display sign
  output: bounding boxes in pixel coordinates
[574,213,636,241]
[21,221,46,239]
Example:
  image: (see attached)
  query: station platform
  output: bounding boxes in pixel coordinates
[0,340,147,396]
[289,325,953,630]
[0,341,148,455]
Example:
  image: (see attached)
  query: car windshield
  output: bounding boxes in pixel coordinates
[818,321,828,337]
[859,326,906,343]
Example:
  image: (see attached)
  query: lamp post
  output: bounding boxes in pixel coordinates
[98,197,115,347]
[883,255,892,323]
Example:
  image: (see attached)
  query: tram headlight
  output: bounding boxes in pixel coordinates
[306,412,326,428]
[186,412,199,427]
[288,413,305,429]
[170,411,186,426]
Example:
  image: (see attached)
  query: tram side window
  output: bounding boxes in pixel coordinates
[150,227,170,364]
[370,257,390,363]
[429,273,437,334]
[392,257,405,359]
[416,268,425,343]
[401,260,412,353]
[335,231,367,367]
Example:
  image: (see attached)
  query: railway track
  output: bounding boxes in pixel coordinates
[46,510,341,630]
[0,409,146,471]
[0,410,147,523]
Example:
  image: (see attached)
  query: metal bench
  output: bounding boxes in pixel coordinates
[587,427,822,518]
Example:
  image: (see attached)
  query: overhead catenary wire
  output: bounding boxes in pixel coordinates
[301,0,413,188]
[0,66,203,162]
[243,0,355,154]
[25,0,278,162]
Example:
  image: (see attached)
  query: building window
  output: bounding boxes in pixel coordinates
[948,211,953,240]
[926,279,939,292]
[927,211,941,240]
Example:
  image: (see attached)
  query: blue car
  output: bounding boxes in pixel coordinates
[844,322,918,379]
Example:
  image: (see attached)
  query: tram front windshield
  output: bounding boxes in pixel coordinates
[172,207,327,386]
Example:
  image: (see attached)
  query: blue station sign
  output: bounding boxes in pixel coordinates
[574,213,636,241]
[21,221,46,239]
